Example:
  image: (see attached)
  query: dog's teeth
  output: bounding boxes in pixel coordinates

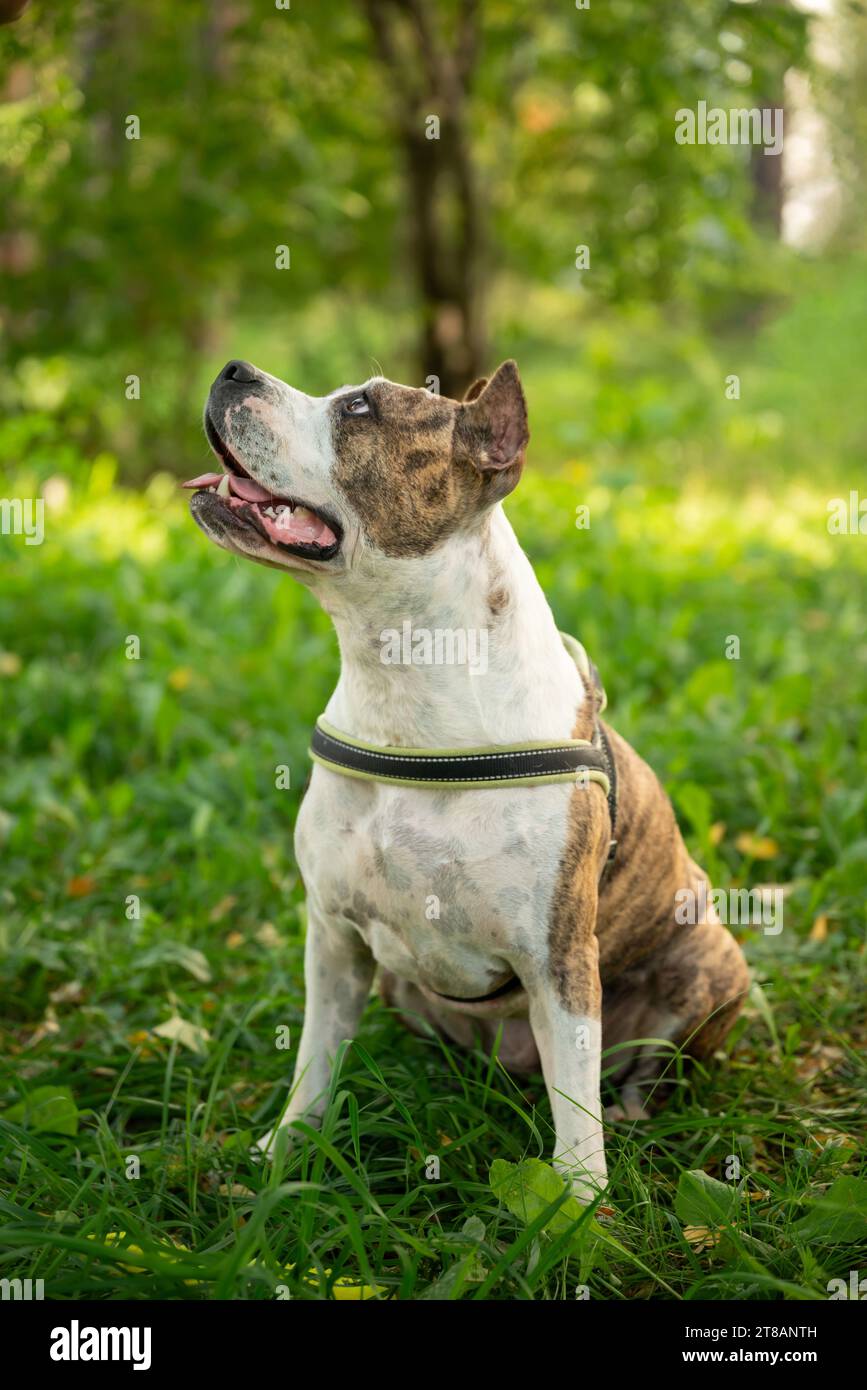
[216,474,232,498]
[263,506,276,518]
[208,487,216,493]
[294,506,316,524]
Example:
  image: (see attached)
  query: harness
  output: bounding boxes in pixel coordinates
[309,633,617,864]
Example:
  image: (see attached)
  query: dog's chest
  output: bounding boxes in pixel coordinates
[296,768,573,997]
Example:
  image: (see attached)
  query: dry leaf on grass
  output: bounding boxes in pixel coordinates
[66,875,97,897]
[735,832,779,860]
[255,922,283,948]
[209,894,238,923]
[683,1225,723,1252]
[152,1015,211,1054]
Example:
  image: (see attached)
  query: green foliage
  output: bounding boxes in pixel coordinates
[1,0,811,471]
[1,0,865,1304]
[5,1085,79,1136]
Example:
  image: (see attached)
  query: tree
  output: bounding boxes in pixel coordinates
[362,0,485,397]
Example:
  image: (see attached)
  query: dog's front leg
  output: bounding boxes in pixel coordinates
[523,801,609,1200]
[258,902,374,1157]
[525,945,607,1202]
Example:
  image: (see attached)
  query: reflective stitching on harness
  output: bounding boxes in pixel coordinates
[313,731,592,766]
[311,756,608,786]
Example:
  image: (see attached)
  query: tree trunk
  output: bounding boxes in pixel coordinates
[363,0,485,398]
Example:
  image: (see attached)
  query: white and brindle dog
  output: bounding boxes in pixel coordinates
[186,357,749,1199]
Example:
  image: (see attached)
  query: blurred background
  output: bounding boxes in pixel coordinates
[1,0,866,483]
[0,1,866,1299]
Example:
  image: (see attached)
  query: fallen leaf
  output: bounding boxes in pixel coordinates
[49,980,84,1005]
[225,931,244,949]
[285,1262,387,1301]
[25,1008,60,1047]
[88,1232,147,1273]
[735,833,779,860]
[683,1225,722,1252]
[152,1015,211,1055]
[812,1131,856,1150]
[209,894,238,923]
[0,651,22,676]
[810,914,829,942]
[795,1043,845,1083]
[255,922,283,949]
[66,874,97,897]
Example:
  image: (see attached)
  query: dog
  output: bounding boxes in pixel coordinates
[186,357,750,1199]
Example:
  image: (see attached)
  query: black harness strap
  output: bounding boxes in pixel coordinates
[310,722,612,787]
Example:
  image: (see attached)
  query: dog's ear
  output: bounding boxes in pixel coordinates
[454,361,529,480]
[463,376,489,402]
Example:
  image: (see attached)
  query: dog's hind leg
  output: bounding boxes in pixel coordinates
[602,913,749,1121]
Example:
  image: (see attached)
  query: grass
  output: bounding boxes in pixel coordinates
[1,291,866,1300]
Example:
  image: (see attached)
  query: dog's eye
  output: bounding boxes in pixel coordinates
[343,395,370,417]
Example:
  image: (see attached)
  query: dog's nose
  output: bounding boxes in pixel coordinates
[218,359,260,385]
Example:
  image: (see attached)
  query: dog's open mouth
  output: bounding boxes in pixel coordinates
[183,415,343,561]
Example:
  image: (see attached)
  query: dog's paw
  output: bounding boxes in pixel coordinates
[553,1158,608,1207]
[252,1126,288,1162]
[572,1173,609,1204]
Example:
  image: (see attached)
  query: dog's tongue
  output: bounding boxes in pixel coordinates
[262,507,336,548]
[181,472,273,503]
[226,475,275,503]
[182,472,224,489]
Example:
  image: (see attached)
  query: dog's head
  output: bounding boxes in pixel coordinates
[186,359,529,577]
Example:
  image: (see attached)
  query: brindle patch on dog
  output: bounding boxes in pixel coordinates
[547,786,609,1015]
[548,718,750,1053]
[331,363,529,557]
